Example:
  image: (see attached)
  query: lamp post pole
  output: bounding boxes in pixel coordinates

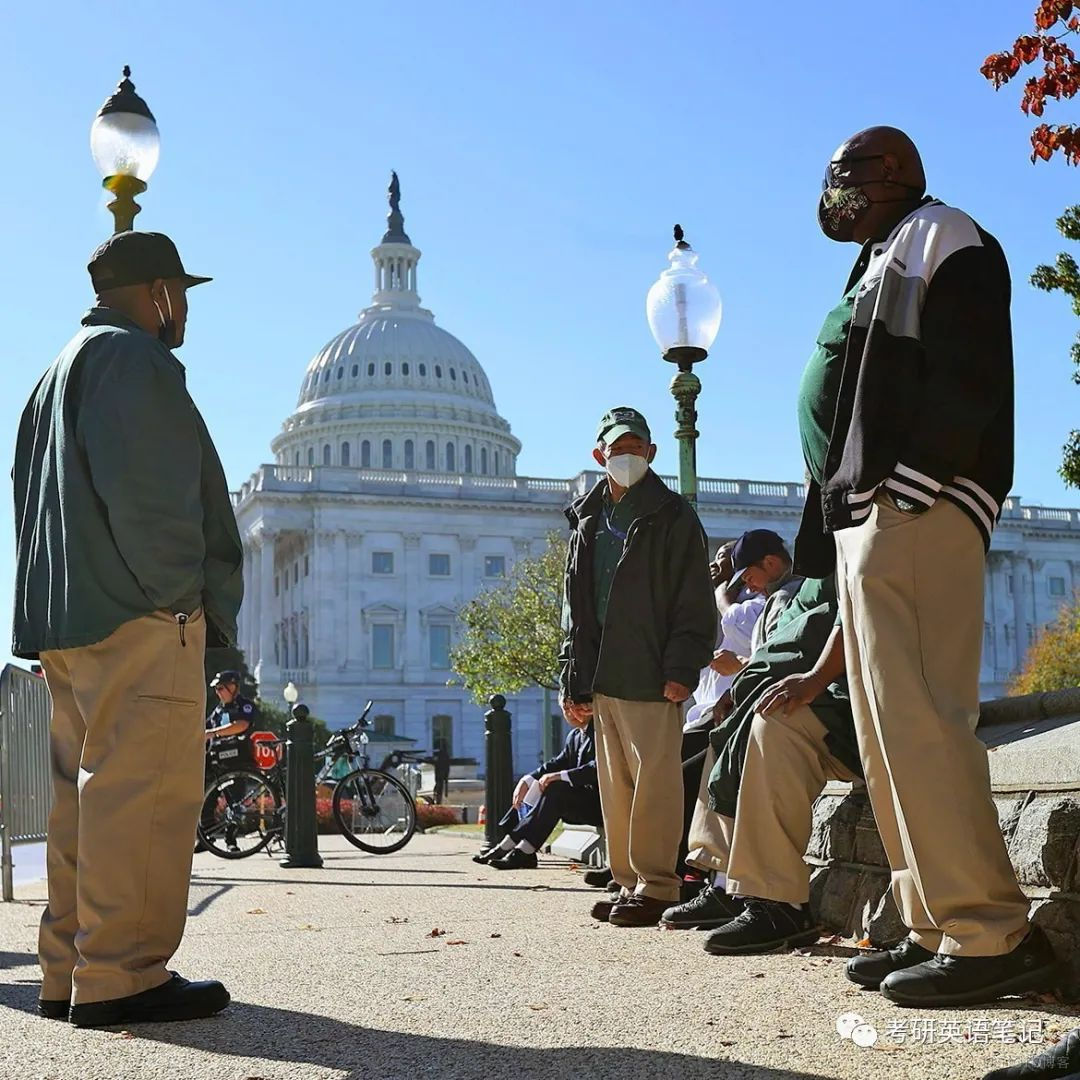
[646,225,722,506]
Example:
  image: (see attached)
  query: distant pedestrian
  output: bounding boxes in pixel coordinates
[559,407,715,926]
[433,738,451,804]
[12,232,243,1028]
[793,126,1059,1007]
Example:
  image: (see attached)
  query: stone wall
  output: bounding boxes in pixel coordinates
[806,784,1080,1000]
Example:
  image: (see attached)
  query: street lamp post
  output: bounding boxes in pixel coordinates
[645,225,722,506]
[90,66,161,234]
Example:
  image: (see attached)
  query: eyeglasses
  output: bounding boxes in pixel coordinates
[822,154,887,191]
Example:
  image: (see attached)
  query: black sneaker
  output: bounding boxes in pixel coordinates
[880,926,1060,1008]
[583,867,613,888]
[661,887,745,929]
[703,899,820,955]
[846,936,936,988]
[69,972,230,1028]
[491,848,538,870]
[982,1025,1080,1079]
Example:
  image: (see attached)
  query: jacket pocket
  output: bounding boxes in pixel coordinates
[136,693,199,707]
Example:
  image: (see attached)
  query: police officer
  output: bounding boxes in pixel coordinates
[204,670,258,761]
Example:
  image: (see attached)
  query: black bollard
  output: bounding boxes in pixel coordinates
[280,703,324,869]
[484,694,514,848]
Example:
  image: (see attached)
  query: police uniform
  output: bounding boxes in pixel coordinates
[204,695,258,777]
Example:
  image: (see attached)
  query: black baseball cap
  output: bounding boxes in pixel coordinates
[728,529,789,587]
[88,231,212,294]
[596,406,651,446]
[210,670,241,689]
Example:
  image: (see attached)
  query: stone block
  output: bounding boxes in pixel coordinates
[994,794,1027,844]
[852,798,888,867]
[809,864,863,934]
[864,888,906,949]
[1008,795,1080,890]
[1031,897,1080,1002]
[806,792,863,863]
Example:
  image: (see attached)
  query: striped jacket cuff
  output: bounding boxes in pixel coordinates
[939,476,1000,549]
[883,463,942,511]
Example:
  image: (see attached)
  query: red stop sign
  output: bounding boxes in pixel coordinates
[251,731,280,771]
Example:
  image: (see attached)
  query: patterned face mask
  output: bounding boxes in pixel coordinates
[817,154,922,243]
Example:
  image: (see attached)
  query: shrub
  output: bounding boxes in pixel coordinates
[1010,598,1080,695]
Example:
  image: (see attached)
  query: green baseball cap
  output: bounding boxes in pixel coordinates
[597,406,651,446]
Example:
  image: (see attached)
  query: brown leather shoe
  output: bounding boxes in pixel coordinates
[609,893,672,927]
[590,899,618,922]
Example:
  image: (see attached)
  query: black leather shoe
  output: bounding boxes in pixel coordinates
[661,887,745,929]
[704,899,820,955]
[491,848,538,870]
[38,998,70,1021]
[982,1025,1080,1079]
[880,926,1060,1008]
[846,936,936,988]
[69,972,230,1028]
[608,894,673,927]
[471,845,507,865]
[583,867,613,888]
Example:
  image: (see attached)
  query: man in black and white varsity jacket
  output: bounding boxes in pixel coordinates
[765,126,1059,1010]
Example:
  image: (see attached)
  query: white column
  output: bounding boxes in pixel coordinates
[333,530,348,669]
[255,530,278,684]
[403,533,422,679]
[1011,553,1027,672]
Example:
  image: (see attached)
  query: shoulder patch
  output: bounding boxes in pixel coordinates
[242,703,254,714]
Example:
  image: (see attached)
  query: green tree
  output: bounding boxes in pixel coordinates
[1031,205,1080,487]
[1010,597,1080,693]
[450,532,565,702]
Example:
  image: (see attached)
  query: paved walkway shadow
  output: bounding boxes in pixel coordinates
[136,1000,837,1080]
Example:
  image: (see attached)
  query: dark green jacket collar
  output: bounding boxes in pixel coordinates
[566,469,676,529]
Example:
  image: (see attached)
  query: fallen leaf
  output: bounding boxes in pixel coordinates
[513,952,523,957]
[855,937,872,949]
[285,891,295,896]
[402,995,426,1003]
[490,932,502,938]
[246,908,267,915]
[447,940,468,946]
[751,973,765,979]
[776,1033,794,1039]
[528,1003,548,1011]
[718,1041,736,1047]
[428,927,447,938]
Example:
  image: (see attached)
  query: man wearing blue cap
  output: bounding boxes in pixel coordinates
[559,407,715,926]
[12,231,242,1028]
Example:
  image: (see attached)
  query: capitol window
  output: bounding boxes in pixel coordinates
[464,445,473,474]
[323,370,330,383]
[368,363,375,377]
[372,551,394,575]
[450,368,457,381]
[384,362,392,376]
[446,442,456,471]
[382,439,393,468]
[435,365,443,379]
[419,363,427,376]
[323,444,331,466]
[429,553,451,577]
[341,442,350,467]
[337,367,344,380]
[425,440,436,470]
[307,447,315,467]
[463,371,469,384]
[361,440,371,468]
[404,439,415,469]
[294,451,300,466]
[484,555,506,578]
[480,447,488,475]
[1049,576,1067,596]
[373,715,396,737]
[372,625,394,669]
[402,363,410,376]
[429,625,451,669]
[352,364,359,377]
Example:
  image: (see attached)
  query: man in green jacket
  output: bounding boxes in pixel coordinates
[559,407,715,927]
[11,232,243,1028]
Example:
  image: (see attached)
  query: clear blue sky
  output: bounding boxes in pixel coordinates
[3,1,1078,666]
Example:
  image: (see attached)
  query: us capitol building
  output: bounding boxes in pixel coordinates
[232,176,1080,775]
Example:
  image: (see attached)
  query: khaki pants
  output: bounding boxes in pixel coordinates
[593,695,683,902]
[836,495,1030,956]
[687,709,856,905]
[39,608,207,1004]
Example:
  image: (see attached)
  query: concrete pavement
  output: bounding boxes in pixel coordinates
[0,833,1075,1080]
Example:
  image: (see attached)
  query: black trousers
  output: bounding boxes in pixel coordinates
[497,782,603,849]
[679,728,710,876]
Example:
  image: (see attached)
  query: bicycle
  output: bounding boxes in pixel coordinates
[197,700,419,859]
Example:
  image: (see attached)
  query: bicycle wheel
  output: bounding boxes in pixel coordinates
[332,768,417,853]
[198,771,282,859]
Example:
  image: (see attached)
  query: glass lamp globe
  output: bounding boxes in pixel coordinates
[283,682,300,705]
[646,226,722,365]
[90,67,160,182]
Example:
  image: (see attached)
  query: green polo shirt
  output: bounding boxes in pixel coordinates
[593,482,643,626]
[797,278,861,486]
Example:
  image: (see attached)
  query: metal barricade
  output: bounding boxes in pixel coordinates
[0,664,53,901]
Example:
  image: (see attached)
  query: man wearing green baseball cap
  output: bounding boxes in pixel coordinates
[12,231,241,1028]
[558,406,715,926]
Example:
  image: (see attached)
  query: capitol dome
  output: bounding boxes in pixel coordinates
[272,174,521,478]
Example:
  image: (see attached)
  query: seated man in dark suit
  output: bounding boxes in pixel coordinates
[473,721,602,870]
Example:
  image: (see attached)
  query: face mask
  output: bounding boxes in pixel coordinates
[817,155,923,243]
[153,284,178,347]
[605,453,649,488]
